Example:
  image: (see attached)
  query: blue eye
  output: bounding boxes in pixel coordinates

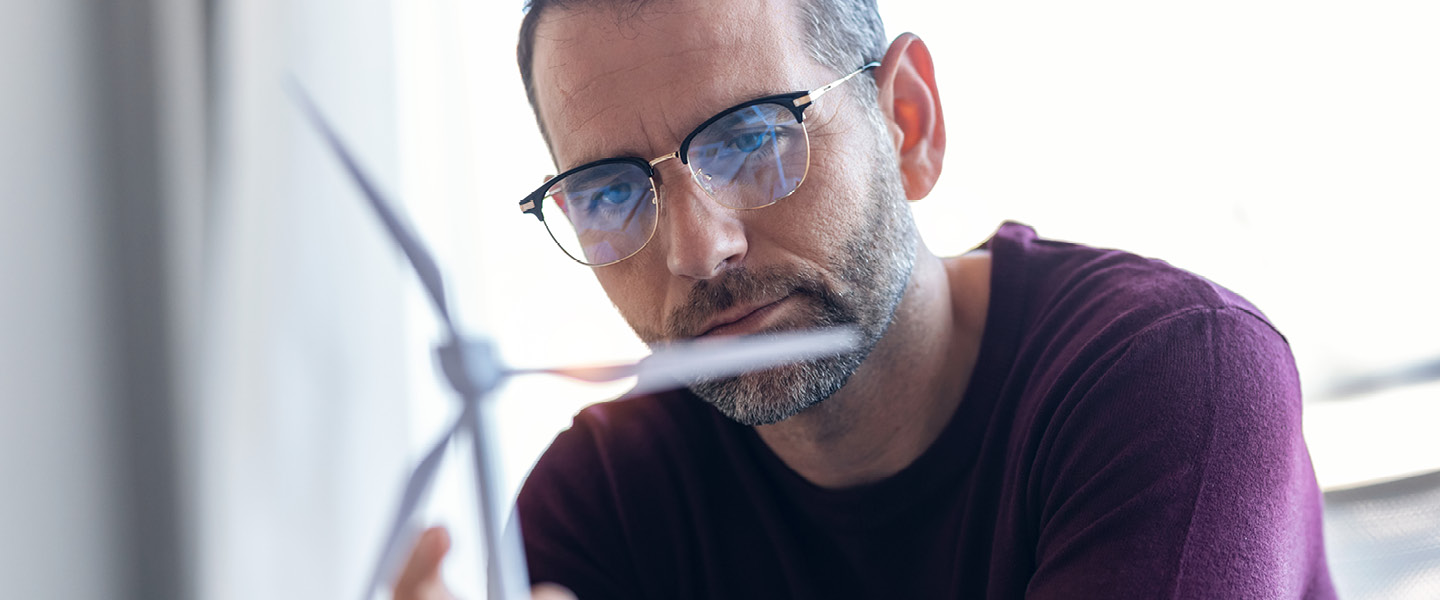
[725,130,773,153]
[588,182,634,210]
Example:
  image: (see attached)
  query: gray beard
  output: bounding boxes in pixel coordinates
[684,160,917,426]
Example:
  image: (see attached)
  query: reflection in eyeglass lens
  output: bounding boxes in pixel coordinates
[687,103,805,207]
[544,163,656,265]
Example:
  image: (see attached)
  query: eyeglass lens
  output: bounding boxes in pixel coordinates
[540,101,808,266]
[540,162,658,265]
[685,103,808,209]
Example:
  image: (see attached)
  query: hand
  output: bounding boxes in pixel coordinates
[393,526,577,600]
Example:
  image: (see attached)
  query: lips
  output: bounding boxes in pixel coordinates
[696,296,789,338]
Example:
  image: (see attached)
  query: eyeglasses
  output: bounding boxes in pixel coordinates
[518,62,880,267]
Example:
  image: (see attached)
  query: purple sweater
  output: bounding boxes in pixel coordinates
[517,222,1335,599]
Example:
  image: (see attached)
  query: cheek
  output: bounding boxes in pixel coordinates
[764,148,874,249]
[593,259,669,339]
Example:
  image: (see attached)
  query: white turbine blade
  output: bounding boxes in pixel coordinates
[505,363,633,384]
[627,327,859,396]
[505,328,859,390]
[361,414,465,600]
[508,327,859,390]
[462,407,533,600]
[288,81,456,331]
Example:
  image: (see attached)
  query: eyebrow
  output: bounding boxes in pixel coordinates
[559,148,648,174]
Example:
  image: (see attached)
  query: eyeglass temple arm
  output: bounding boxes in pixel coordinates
[791,61,881,109]
[520,194,544,219]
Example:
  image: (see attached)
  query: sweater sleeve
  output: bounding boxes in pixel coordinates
[1025,307,1335,599]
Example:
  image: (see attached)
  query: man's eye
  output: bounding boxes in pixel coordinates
[588,183,634,209]
[725,130,773,153]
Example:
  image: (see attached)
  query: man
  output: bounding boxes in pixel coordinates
[398,0,1335,597]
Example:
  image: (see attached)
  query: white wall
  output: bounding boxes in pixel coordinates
[198,0,415,598]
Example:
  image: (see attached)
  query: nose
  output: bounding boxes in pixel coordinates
[655,164,748,280]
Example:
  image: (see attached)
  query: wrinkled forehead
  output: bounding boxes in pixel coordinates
[530,0,817,170]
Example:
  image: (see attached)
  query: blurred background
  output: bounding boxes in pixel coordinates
[1,0,1436,598]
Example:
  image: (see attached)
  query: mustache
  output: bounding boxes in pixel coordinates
[663,266,839,340]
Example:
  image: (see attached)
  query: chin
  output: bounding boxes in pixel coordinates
[691,343,865,426]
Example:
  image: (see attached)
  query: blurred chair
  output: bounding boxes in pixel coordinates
[1324,469,1440,599]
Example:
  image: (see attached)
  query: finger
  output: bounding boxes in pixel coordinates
[394,526,452,600]
[532,583,579,600]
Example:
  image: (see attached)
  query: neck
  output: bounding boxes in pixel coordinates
[753,243,990,489]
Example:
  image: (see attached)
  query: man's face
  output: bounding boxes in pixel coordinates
[531,0,917,425]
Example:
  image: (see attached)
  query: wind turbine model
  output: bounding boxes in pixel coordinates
[289,85,859,600]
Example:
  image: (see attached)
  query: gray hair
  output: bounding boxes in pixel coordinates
[516,0,889,150]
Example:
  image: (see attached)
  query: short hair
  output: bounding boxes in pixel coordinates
[516,0,888,151]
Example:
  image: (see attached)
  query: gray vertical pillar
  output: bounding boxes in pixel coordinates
[89,1,193,598]
[0,1,202,598]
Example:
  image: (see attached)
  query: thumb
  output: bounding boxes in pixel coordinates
[532,583,579,600]
[394,526,454,600]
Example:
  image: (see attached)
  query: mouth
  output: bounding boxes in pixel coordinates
[696,295,793,339]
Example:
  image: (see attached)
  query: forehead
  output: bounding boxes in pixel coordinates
[531,0,816,169]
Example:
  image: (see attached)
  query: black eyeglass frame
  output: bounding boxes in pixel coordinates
[518,61,881,266]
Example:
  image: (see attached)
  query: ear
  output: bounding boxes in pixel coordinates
[874,33,946,201]
[541,174,567,213]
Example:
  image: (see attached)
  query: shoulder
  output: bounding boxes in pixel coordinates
[1014,289,1328,598]
[984,222,1287,375]
[989,226,1307,505]
[980,223,1306,491]
[1001,253,1326,597]
[1026,292,1304,480]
